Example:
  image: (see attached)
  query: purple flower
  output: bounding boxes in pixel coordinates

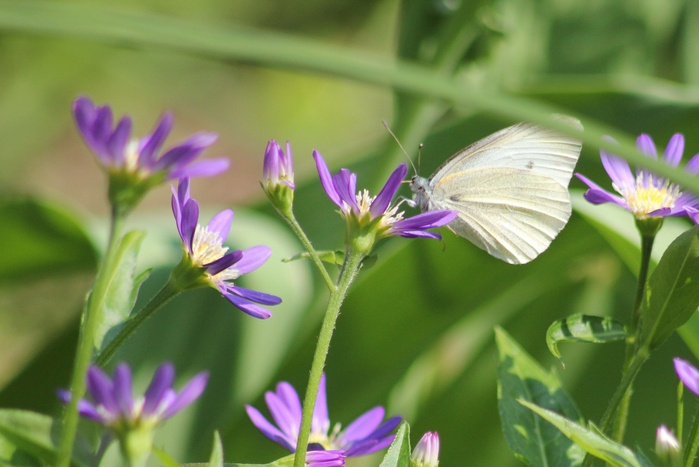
[674,357,699,396]
[245,374,401,457]
[314,151,457,240]
[264,140,295,190]
[278,450,345,467]
[576,134,699,220]
[74,96,229,180]
[58,363,207,429]
[411,432,440,467]
[172,178,282,319]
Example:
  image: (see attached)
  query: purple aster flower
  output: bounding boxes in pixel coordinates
[411,432,440,467]
[245,374,401,457]
[263,140,295,215]
[172,177,281,319]
[575,134,699,220]
[58,363,207,429]
[674,357,699,396]
[314,151,457,240]
[74,96,229,180]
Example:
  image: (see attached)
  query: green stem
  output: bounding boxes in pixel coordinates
[683,401,699,467]
[282,212,335,292]
[292,247,365,467]
[95,280,181,367]
[679,381,685,443]
[56,209,125,467]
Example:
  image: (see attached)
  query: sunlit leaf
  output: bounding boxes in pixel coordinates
[379,421,411,467]
[208,432,223,467]
[546,315,627,365]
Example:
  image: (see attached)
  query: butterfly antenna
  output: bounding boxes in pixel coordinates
[417,143,423,175]
[382,120,418,175]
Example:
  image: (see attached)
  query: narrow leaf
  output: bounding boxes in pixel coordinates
[208,432,223,467]
[641,227,699,350]
[379,421,411,467]
[95,230,149,351]
[152,447,181,467]
[282,249,344,265]
[495,327,584,466]
[546,315,627,364]
[519,401,650,467]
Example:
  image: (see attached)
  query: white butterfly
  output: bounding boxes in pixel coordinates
[410,116,583,264]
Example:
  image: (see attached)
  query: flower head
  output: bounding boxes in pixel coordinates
[245,374,401,457]
[674,357,699,396]
[314,151,456,248]
[58,363,207,462]
[655,425,681,467]
[171,177,282,319]
[411,432,440,467]
[74,96,229,212]
[263,140,295,214]
[576,134,699,221]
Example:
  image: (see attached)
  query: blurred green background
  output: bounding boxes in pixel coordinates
[1,0,699,465]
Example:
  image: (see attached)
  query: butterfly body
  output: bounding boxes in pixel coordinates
[410,117,583,264]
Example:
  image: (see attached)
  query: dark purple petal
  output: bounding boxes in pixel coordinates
[637,134,658,159]
[112,363,134,416]
[245,405,296,451]
[332,169,358,212]
[675,358,699,396]
[364,416,402,440]
[394,229,443,239]
[207,209,234,244]
[663,134,685,167]
[306,450,345,467]
[600,150,634,192]
[142,363,175,417]
[393,210,457,231]
[161,372,208,419]
[574,174,628,207]
[314,151,341,207]
[312,374,329,435]
[138,112,173,166]
[219,288,273,319]
[86,366,118,415]
[205,250,244,276]
[686,154,699,175]
[230,286,282,305]
[341,407,385,442]
[370,164,408,217]
[152,132,218,172]
[235,245,272,274]
[345,435,395,457]
[57,389,105,422]
[170,158,230,180]
[181,198,200,253]
[106,117,132,166]
[264,140,282,181]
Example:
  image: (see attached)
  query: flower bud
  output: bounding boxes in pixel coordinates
[411,431,439,467]
[263,140,295,216]
[655,425,681,467]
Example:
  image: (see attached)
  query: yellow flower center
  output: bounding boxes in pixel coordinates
[190,224,240,283]
[615,173,681,219]
[308,423,343,450]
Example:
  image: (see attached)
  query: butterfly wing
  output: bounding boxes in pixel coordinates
[430,167,572,264]
[430,115,583,189]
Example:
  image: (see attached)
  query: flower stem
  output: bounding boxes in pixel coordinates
[283,211,335,292]
[683,401,699,467]
[56,209,125,467]
[95,279,181,367]
[292,247,364,467]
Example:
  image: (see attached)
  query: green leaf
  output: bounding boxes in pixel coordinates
[95,230,149,352]
[379,421,411,467]
[640,227,699,350]
[208,432,223,467]
[282,249,344,266]
[546,315,627,365]
[518,401,651,467]
[152,446,181,467]
[0,409,87,467]
[495,327,584,466]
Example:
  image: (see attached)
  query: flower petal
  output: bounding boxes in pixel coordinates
[686,154,699,175]
[138,112,173,166]
[181,198,200,254]
[341,406,385,443]
[636,134,658,159]
[206,250,244,276]
[265,388,301,440]
[687,207,699,226]
[207,209,234,244]
[600,150,634,192]
[170,158,230,180]
[675,358,699,396]
[574,174,628,208]
[219,289,273,319]
[332,169,358,212]
[370,164,408,217]
[245,405,296,451]
[153,132,218,172]
[142,363,175,417]
[663,134,684,167]
[230,286,282,305]
[314,150,341,207]
[161,372,208,419]
[235,245,272,274]
[112,363,134,417]
[312,374,329,436]
[106,117,132,166]
[275,381,302,425]
[86,366,118,415]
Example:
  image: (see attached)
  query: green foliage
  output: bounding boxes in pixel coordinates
[640,227,699,350]
[519,401,652,467]
[546,315,627,364]
[495,327,584,466]
[379,421,411,467]
[208,432,223,467]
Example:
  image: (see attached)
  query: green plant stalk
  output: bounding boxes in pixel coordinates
[57,209,126,467]
[611,233,655,442]
[293,247,364,467]
[95,280,181,366]
[282,212,335,292]
[683,402,699,467]
[678,381,684,443]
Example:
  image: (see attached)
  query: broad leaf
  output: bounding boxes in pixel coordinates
[495,327,584,466]
[546,315,627,365]
[95,230,149,351]
[640,227,699,350]
[379,421,411,467]
[519,401,651,467]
